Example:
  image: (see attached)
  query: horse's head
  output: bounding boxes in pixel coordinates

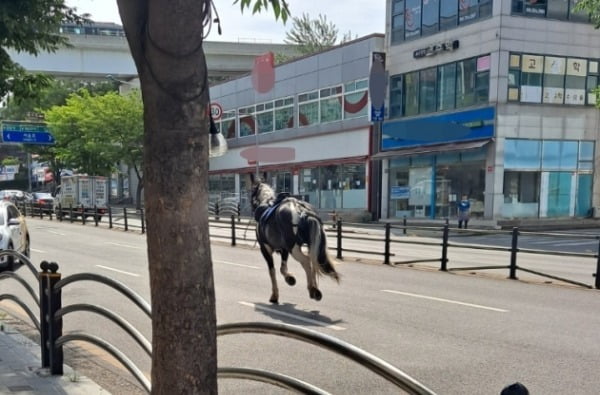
[250,179,275,211]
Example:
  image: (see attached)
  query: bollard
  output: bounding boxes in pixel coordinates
[123,207,128,231]
[403,216,407,235]
[383,222,391,265]
[231,215,236,246]
[509,227,519,280]
[215,201,220,221]
[81,205,86,225]
[336,219,343,260]
[69,204,74,223]
[237,203,241,223]
[39,260,63,374]
[440,224,449,271]
[57,204,62,222]
[108,206,113,229]
[141,208,145,234]
[595,241,600,289]
[94,205,99,226]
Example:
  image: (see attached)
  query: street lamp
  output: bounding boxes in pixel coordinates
[209,113,227,157]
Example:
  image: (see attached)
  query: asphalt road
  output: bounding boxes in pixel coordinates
[1,218,600,394]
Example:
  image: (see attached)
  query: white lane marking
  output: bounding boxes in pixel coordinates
[215,260,260,269]
[106,242,141,249]
[47,230,65,236]
[96,265,140,277]
[31,248,46,253]
[239,301,346,331]
[381,290,509,313]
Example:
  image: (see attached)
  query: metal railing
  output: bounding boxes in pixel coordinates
[0,255,436,394]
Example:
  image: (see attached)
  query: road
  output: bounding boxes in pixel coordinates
[1,218,600,394]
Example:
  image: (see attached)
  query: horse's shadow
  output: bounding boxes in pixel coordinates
[251,302,346,328]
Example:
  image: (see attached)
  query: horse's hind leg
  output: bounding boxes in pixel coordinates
[259,244,279,304]
[291,245,321,301]
[279,250,296,286]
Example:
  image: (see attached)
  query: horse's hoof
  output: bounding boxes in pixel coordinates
[269,296,279,304]
[285,276,296,286]
[309,288,322,301]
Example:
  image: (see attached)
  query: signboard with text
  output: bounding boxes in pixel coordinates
[1,121,55,145]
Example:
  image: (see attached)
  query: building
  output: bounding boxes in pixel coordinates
[208,35,384,218]
[381,0,600,221]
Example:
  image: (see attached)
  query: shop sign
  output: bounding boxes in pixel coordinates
[413,40,459,59]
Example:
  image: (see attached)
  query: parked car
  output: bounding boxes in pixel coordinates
[31,192,55,214]
[0,189,30,203]
[0,200,30,271]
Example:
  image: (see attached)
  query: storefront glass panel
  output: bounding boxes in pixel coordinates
[320,165,342,209]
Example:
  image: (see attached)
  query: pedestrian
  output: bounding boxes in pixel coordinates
[457,194,470,229]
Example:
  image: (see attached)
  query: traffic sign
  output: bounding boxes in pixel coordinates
[1,121,55,145]
[210,103,223,120]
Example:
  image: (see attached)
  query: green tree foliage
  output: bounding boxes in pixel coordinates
[284,13,352,55]
[43,90,143,180]
[0,0,89,102]
[1,79,118,121]
[575,0,600,28]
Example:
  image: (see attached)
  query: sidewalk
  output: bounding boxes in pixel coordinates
[0,323,108,394]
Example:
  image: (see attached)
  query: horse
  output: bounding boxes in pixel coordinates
[250,176,340,304]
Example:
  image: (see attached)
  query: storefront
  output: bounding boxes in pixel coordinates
[377,107,494,219]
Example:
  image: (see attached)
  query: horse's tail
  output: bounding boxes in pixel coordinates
[306,215,340,283]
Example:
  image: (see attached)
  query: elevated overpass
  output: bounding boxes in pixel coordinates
[8,33,300,82]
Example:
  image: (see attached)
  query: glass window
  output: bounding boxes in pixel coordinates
[543,56,566,104]
[344,90,368,119]
[389,75,403,118]
[274,97,294,130]
[504,139,542,169]
[419,67,437,114]
[547,0,569,19]
[479,0,493,18]
[569,0,589,22]
[437,63,456,111]
[391,0,405,43]
[542,140,578,169]
[456,58,477,108]
[341,164,366,209]
[459,0,479,24]
[579,141,595,169]
[440,0,458,30]
[405,0,422,39]
[565,58,587,105]
[256,105,274,134]
[298,90,319,127]
[520,54,543,103]
[586,75,598,106]
[403,71,419,116]
[238,106,255,137]
[422,0,439,37]
[475,70,490,104]
[503,171,540,204]
[299,167,320,206]
[320,85,343,123]
[221,110,236,139]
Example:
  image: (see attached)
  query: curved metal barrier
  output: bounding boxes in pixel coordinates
[217,321,436,395]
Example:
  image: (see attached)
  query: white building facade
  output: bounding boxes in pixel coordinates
[209,35,384,218]
[381,0,600,220]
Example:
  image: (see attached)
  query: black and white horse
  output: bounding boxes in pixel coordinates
[250,176,339,304]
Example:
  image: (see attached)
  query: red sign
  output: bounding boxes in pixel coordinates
[251,52,275,94]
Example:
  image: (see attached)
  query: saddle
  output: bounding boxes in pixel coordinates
[255,192,290,224]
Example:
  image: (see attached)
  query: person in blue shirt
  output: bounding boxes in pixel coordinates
[457,194,471,229]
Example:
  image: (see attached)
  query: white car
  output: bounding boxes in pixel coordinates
[0,200,30,271]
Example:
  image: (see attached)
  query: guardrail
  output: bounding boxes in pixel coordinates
[0,255,435,394]
[14,202,600,289]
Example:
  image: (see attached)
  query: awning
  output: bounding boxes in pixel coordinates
[371,139,492,160]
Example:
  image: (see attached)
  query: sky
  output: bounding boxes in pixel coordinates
[64,1,386,43]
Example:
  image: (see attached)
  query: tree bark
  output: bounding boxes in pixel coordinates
[117,1,217,393]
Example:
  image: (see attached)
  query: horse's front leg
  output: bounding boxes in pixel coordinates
[279,250,296,286]
[259,243,279,304]
[291,245,321,301]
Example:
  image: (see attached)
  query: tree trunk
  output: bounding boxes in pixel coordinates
[117,1,217,393]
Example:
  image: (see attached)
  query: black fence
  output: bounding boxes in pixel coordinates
[13,201,600,289]
[0,253,435,394]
